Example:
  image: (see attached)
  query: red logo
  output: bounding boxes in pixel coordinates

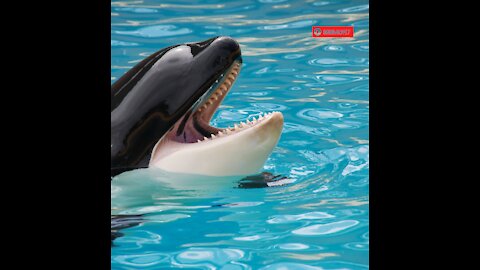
[312,26,354,38]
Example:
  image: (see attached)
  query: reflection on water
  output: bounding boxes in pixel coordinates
[112,0,368,269]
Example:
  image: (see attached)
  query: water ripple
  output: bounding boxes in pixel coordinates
[114,25,192,37]
[258,19,317,30]
[112,253,169,267]
[297,109,344,120]
[175,248,245,265]
[338,4,370,13]
[267,212,334,224]
[308,58,369,67]
[277,243,310,250]
[292,220,360,236]
[260,263,323,270]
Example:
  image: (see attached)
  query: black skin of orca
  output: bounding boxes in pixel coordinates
[111,36,242,177]
[111,215,143,246]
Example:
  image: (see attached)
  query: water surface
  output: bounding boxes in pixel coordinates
[111,0,369,269]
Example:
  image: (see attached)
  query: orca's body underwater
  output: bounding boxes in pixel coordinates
[111,36,283,177]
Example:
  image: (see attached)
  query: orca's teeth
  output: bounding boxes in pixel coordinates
[196,109,279,143]
[192,60,244,141]
[197,139,201,143]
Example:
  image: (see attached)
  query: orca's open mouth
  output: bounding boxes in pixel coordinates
[164,60,279,145]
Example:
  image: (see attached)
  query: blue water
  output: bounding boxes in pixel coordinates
[111,0,369,269]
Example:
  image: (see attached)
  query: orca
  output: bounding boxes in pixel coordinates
[111,36,284,177]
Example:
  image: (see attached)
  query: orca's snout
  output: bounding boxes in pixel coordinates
[210,36,242,63]
[214,36,241,54]
[188,36,242,67]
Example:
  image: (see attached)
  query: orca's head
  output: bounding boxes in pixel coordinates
[111,36,283,176]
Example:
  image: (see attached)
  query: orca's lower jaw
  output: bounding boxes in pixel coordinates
[149,60,284,176]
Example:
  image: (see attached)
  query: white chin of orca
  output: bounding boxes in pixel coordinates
[149,111,283,176]
[148,60,284,176]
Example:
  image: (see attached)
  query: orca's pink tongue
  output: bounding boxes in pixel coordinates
[165,113,221,143]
